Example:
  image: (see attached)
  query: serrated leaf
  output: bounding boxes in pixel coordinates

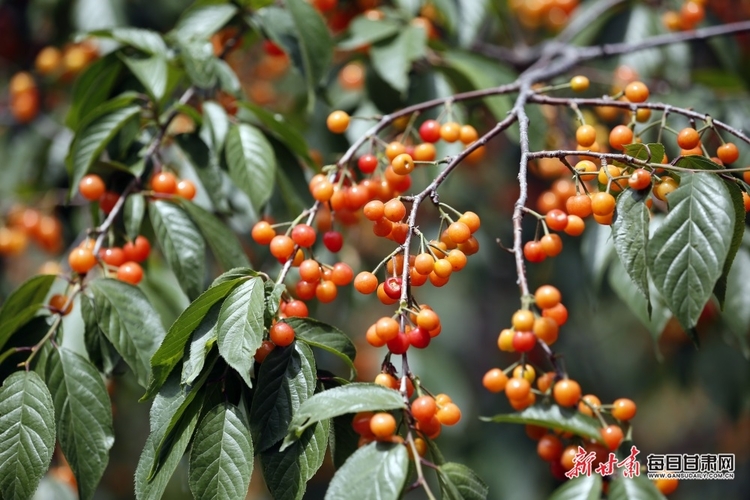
[225,123,277,211]
[66,100,142,197]
[216,277,264,388]
[181,302,221,385]
[179,38,217,89]
[89,279,166,388]
[66,54,123,130]
[438,462,489,500]
[124,193,146,241]
[173,4,238,41]
[337,17,400,50]
[45,348,114,500]
[146,276,246,400]
[549,474,603,500]
[199,101,229,155]
[149,200,206,300]
[188,403,253,500]
[250,342,316,451]
[647,172,734,332]
[675,155,723,171]
[370,26,426,94]
[608,474,667,500]
[325,442,409,500]
[90,27,167,55]
[480,404,604,444]
[174,134,228,212]
[286,0,333,109]
[713,181,745,307]
[721,248,750,357]
[623,143,666,163]
[261,419,329,500]
[613,189,651,302]
[180,200,250,270]
[121,54,168,101]
[0,274,56,352]
[0,371,56,500]
[81,294,121,375]
[457,0,489,47]
[285,318,356,378]
[239,101,314,168]
[285,383,406,446]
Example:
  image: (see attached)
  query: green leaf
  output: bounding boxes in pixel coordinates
[393,0,420,14]
[179,39,218,88]
[81,294,120,375]
[438,462,489,500]
[90,27,168,55]
[173,4,238,41]
[647,172,735,331]
[146,277,246,399]
[149,200,206,300]
[0,274,56,352]
[0,371,56,500]
[623,143,666,163]
[181,303,221,385]
[121,54,168,101]
[370,26,426,94]
[239,101,314,168]
[66,54,123,130]
[124,193,146,241]
[325,442,409,500]
[188,403,253,500]
[135,376,204,500]
[721,248,750,357]
[261,419,329,500]
[457,0,489,47]
[89,279,166,388]
[45,348,114,500]
[66,99,142,197]
[330,415,360,469]
[285,383,406,446]
[225,123,277,211]
[180,200,250,270]
[200,101,229,151]
[285,318,356,378]
[214,59,241,94]
[608,474,667,500]
[250,342,316,451]
[549,474,603,500]
[480,404,604,444]
[713,181,745,307]
[286,0,334,109]
[612,189,651,302]
[675,155,724,171]
[216,277,265,388]
[337,17,400,50]
[174,134,228,212]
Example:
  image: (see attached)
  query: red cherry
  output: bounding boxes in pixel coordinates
[419,120,441,143]
[263,40,285,57]
[291,224,316,247]
[513,331,536,352]
[407,327,431,349]
[323,231,343,252]
[383,277,402,300]
[387,331,410,355]
[358,154,378,174]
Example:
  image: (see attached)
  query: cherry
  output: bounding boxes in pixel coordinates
[354,272,378,294]
[717,142,739,164]
[654,478,679,495]
[447,221,471,244]
[117,261,143,285]
[151,172,177,194]
[591,192,615,216]
[270,235,295,260]
[323,231,343,252]
[49,294,73,315]
[100,247,126,267]
[542,303,568,326]
[419,120,441,143]
[533,317,559,345]
[298,259,321,282]
[375,317,400,341]
[612,398,637,421]
[295,280,317,300]
[564,194,591,218]
[609,125,634,151]
[544,209,568,232]
[416,415,441,439]
[69,247,96,274]
[387,331,410,355]
[524,241,546,263]
[513,364,536,383]
[570,75,589,92]
[326,110,350,134]
[440,122,460,142]
[270,322,295,347]
[291,224,316,247]
[578,394,602,417]
[370,413,397,438]
[624,81,649,102]
[601,424,624,451]
[535,285,561,309]
[413,143,436,162]
[628,169,652,190]
[383,199,406,222]
[99,191,120,214]
[505,378,531,401]
[254,340,275,363]
[458,211,481,233]
[358,154,378,173]
[79,174,105,201]
[391,153,415,175]
[263,40,285,57]
[374,373,398,389]
[436,403,461,426]
[407,326,431,349]
[677,128,700,150]
[284,300,308,318]
[411,396,437,422]
[512,330,536,352]
[537,434,564,462]
[483,368,508,393]
[459,125,478,144]
[540,234,563,257]
[176,180,196,200]
[315,280,337,302]
[553,379,581,407]
[576,125,597,147]
[383,277,402,300]
[331,262,353,286]
[512,309,535,330]
[564,215,585,236]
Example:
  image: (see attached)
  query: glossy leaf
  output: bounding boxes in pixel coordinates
[45,348,114,500]
[285,383,405,446]
[179,39,218,88]
[438,462,489,500]
[286,0,333,108]
[647,173,734,331]
[81,294,120,376]
[0,371,56,500]
[722,248,750,356]
[90,27,167,55]
[65,54,123,130]
[623,142,665,163]
[481,404,604,444]
[457,0,489,47]
[0,274,56,352]
[180,200,250,270]
[146,276,246,399]
[149,200,206,300]
[225,123,277,212]
[261,420,329,500]
[612,189,650,301]
[713,181,745,307]
[370,25,426,94]
[181,303,221,386]
[329,415,360,469]
[250,342,316,451]
[173,4,238,41]
[124,193,146,241]
[338,17,400,50]
[324,442,409,500]
[188,403,253,500]
[608,474,667,500]
[89,279,165,388]
[548,474,603,500]
[121,54,168,101]
[239,101,314,167]
[286,317,356,378]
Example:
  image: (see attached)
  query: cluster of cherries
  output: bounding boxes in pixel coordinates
[662,0,707,31]
[0,206,63,257]
[508,0,580,31]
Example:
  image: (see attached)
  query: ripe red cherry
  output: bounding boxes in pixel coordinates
[387,331,410,355]
[419,120,441,143]
[323,231,343,252]
[407,327,431,349]
[513,331,536,352]
[358,154,378,174]
[383,277,402,300]
[291,224,316,247]
[263,40,285,57]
